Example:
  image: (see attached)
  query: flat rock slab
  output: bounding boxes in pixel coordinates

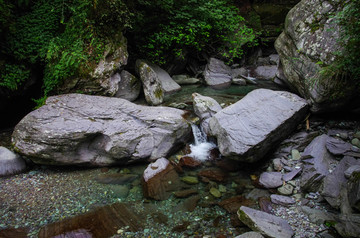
[238,206,294,238]
[12,94,191,166]
[38,203,143,238]
[209,89,308,162]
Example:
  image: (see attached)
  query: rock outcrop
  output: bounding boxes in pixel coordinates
[136,59,181,105]
[0,146,26,176]
[275,0,357,113]
[209,89,308,163]
[12,94,191,166]
[203,58,232,89]
[59,33,128,96]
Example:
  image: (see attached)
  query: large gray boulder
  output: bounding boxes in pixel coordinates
[12,94,191,166]
[0,146,26,176]
[114,70,141,102]
[59,33,128,96]
[136,59,181,106]
[238,206,294,238]
[203,58,232,88]
[300,134,337,192]
[275,0,357,113]
[209,89,308,163]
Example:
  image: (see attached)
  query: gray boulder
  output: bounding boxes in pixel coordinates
[321,156,359,209]
[275,0,357,113]
[0,146,26,176]
[12,94,191,166]
[136,59,181,105]
[270,194,296,206]
[209,89,308,162]
[300,134,337,192]
[203,58,232,88]
[235,232,264,238]
[115,70,141,102]
[326,136,360,158]
[58,34,128,96]
[238,206,294,238]
[249,65,277,80]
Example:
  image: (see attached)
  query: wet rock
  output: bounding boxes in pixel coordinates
[142,158,181,200]
[326,136,360,158]
[203,58,232,88]
[277,184,294,196]
[270,195,295,206]
[174,189,198,198]
[232,78,247,86]
[215,158,241,172]
[219,195,255,214]
[321,156,358,209]
[181,176,199,185]
[38,203,143,237]
[110,185,129,198]
[245,189,271,201]
[0,227,28,238]
[209,89,308,163]
[301,206,336,225]
[210,187,222,198]
[259,172,283,189]
[232,67,248,79]
[95,173,138,185]
[12,94,191,166]
[235,231,264,238]
[198,168,227,182]
[258,197,273,214]
[174,195,201,212]
[0,146,26,177]
[238,206,294,238]
[269,54,279,65]
[334,214,360,238]
[136,59,181,105]
[179,156,202,168]
[300,135,337,192]
[172,75,200,85]
[348,171,360,212]
[115,70,141,101]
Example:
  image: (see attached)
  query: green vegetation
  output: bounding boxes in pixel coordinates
[128,0,257,65]
[1,0,257,105]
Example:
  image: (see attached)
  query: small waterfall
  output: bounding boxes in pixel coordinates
[188,124,216,161]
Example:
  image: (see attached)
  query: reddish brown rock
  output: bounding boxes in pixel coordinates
[0,227,28,238]
[174,189,198,198]
[258,197,274,214]
[142,158,181,200]
[198,168,227,182]
[179,156,202,168]
[219,195,255,214]
[38,203,143,238]
[215,158,241,172]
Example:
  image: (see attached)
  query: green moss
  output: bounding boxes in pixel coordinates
[154,87,163,99]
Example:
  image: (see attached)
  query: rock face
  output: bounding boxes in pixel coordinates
[275,0,357,113]
[238,206,294,238]
[0,146,26,176]
[12,94,191,166]
[136,59,181,105]
[209,89,308,162]
[59,34,128,96]
[142,158,180,200]
[203,58,232,88]
[114,70,141,102]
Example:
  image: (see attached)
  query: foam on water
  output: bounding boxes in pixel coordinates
[188,124,216,161]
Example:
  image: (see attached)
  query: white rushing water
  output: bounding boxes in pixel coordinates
[188,124,216,161]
